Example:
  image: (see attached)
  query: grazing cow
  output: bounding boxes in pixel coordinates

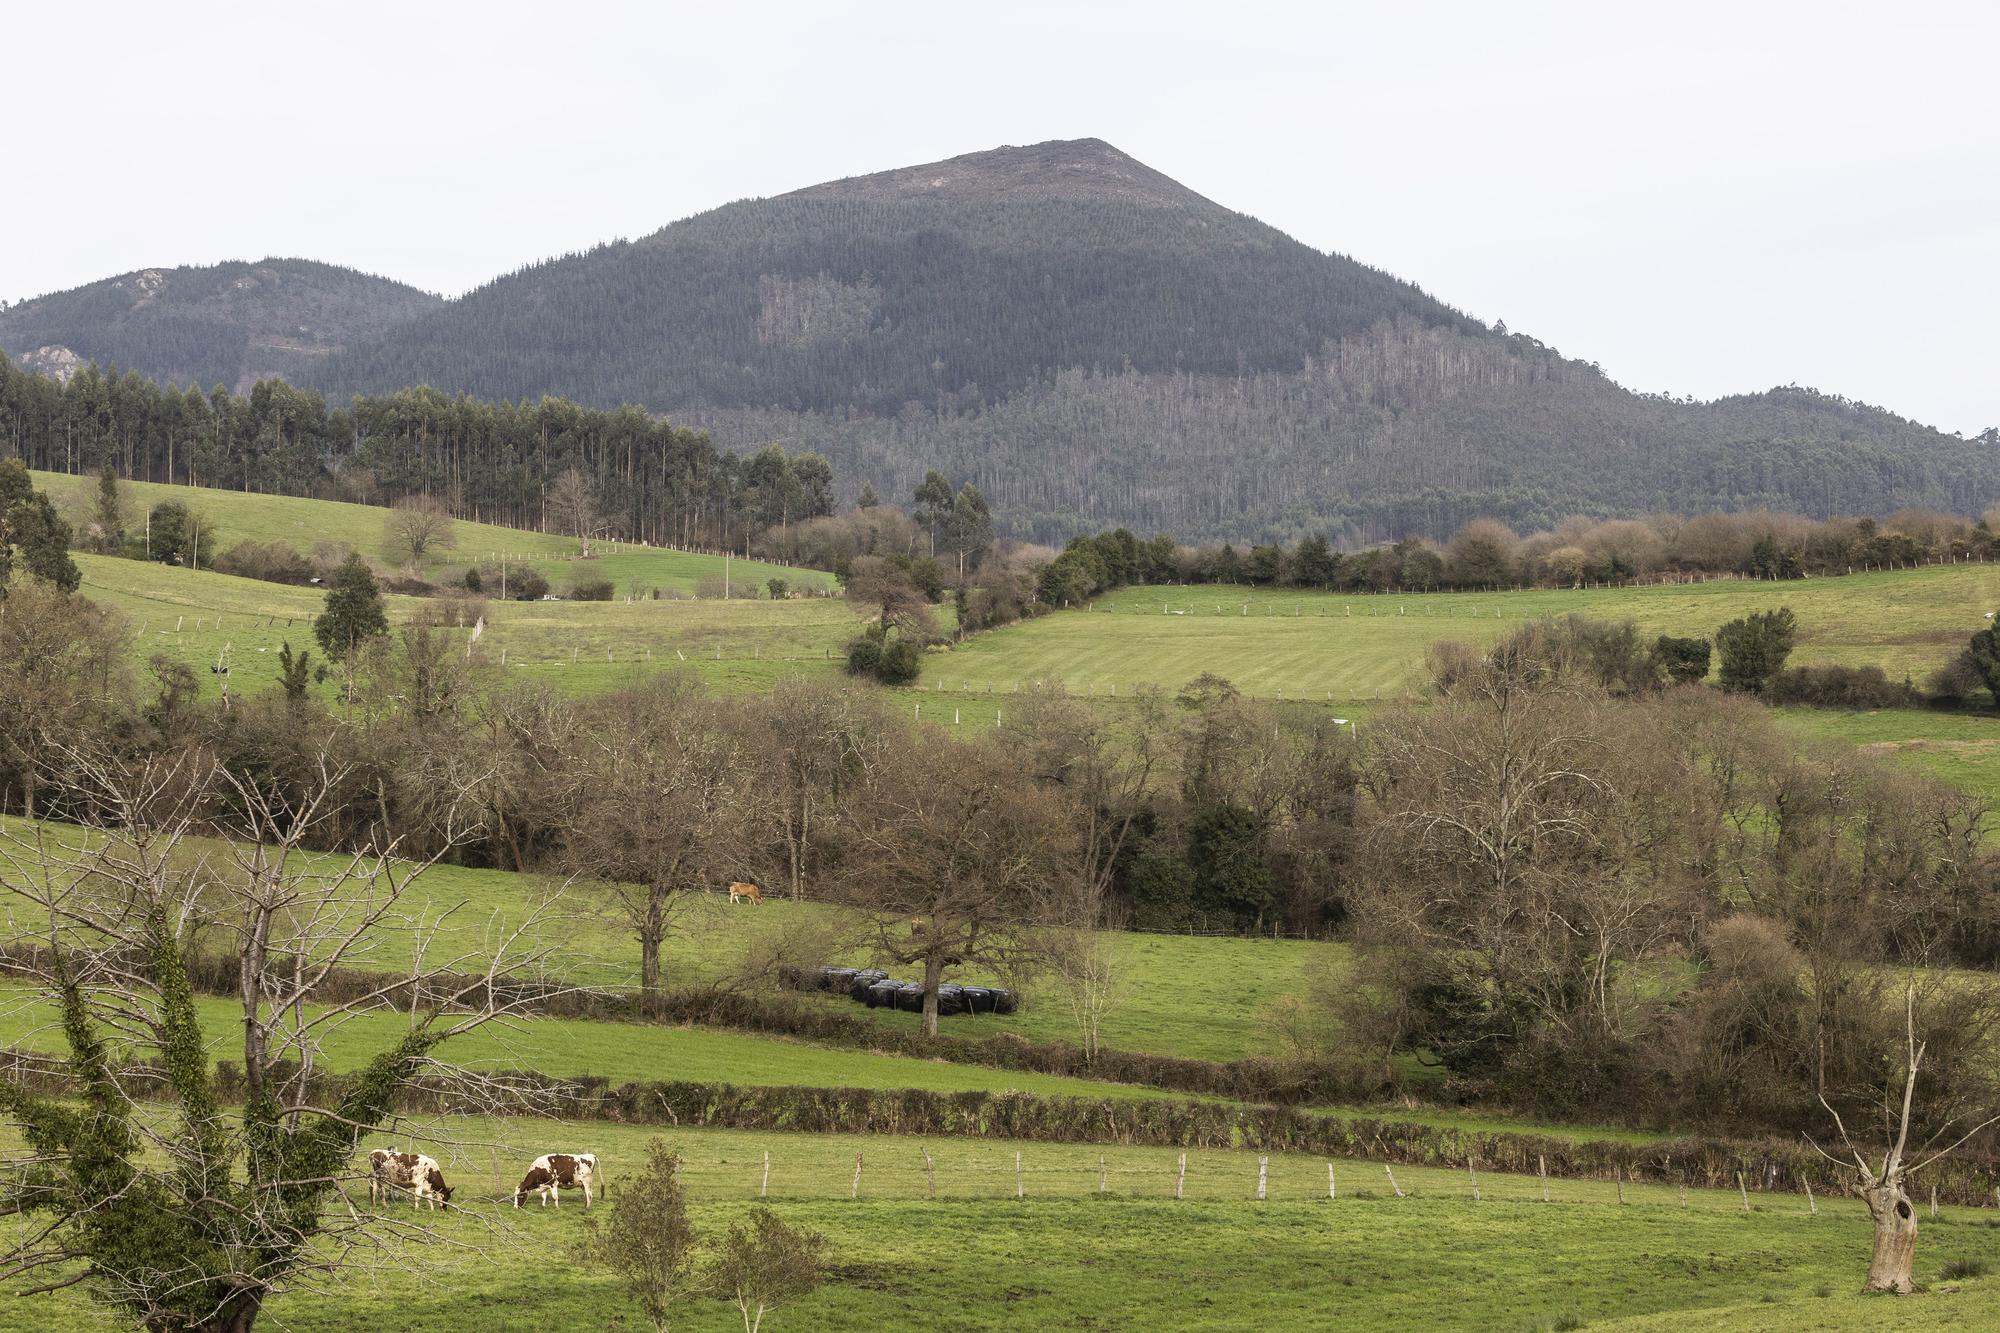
[515,1152,599,1208]
[727,880,763,905]
[370,1149,454,1210]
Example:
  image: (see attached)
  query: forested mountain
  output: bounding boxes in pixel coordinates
[0,259,440,396]
[9,141,1995,541]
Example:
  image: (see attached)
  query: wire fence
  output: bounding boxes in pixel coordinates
[421,1137,1981,1221]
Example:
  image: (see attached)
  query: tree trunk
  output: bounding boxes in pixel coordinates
[921,953,944,1038]
[1862,1181,1918,1294]
[639,924,663,1018]
[191,1286,264,1332]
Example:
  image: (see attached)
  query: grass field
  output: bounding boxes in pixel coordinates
[1777,705,2000,804]
[2,1118,1993,1332]
[0,984,1197,1102]
[34,469,833,596]
[933,567,1998,704]
[0,815,1332,1064]
[69,551,862,698]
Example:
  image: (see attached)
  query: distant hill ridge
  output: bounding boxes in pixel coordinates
[0,258,440,395]
[5,140,1994,542]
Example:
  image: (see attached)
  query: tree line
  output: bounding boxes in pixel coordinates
[1028,503,2000,600]
[0,354,834,550]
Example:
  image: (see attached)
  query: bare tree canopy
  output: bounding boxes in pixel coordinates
[382,494,456,570]
[831,732,1080,1037]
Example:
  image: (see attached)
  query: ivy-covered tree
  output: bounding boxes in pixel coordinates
[0,746,566,1333]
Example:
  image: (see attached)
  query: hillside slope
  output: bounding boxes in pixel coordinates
[0,258,440,393]
[17,141,1996,541]
[316,138,1998,541]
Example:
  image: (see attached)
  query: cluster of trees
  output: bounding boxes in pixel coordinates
[1037,506,2000,601]
[0,356,835,549]
[1325,633,2000,1152]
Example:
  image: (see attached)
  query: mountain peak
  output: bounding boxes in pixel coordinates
[782,137,1219,211]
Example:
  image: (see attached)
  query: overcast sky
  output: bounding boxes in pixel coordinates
[5,1,1994,433]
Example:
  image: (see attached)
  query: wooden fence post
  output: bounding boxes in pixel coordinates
[923,1149,935,1201]
[760,1150,769,1199]
[851,1152,862,1200]
[1679,1181,1688,1210]
[1930,1184,1938,1220]
[1328,1162,1336,1201]
[1176,1152,1187,1200]
[1615,1166,1625,1205]
[1737,1172,1750,1214]
[1257,1156,1268,1201]
[1384,1165,1404,1198]
[1015,1151,1024,1200]
[1538,1155,1548,1203]
[1098,1155,1107,1196]
[1803,1176,1816,1217]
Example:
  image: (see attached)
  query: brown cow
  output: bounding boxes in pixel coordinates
[370,1149,454,1210]
[515,1152,599,1208]
[727,880,764,905]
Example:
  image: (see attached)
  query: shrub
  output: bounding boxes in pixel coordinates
[1765,664,1916,709]
[1942,1258,1990,1281]
[567,577,615,601]
[1653,635,1712,685]
[1715,608,1796,692]
[483,564,549,600]
[767,577,788,600]
[214,539,314,585]
[844,630,923,684]
[1929,649,1985,705]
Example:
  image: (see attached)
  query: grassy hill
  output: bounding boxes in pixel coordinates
[932,567,1996,705]
[36,470,832,596]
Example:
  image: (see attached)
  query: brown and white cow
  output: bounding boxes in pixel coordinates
[369,1148,454,1210]
[727,880,763,905]
[514,1152,599,1208]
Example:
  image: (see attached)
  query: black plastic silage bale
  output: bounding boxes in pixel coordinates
[846,970,887,1002]
[991,988,1018,1015]
[936,985,967,1016]
[893,983,926,1013]
[865,979,901,1008]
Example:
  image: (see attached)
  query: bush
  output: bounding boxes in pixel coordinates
[844,631,923,684]
[567,577,615,601]
[1765,664,1916,709]
[1941,1258,1990,1281]
[1716,608,1797,692]
[1653,635,1712,685]
[483,565,549,600]
[214,539,314,585]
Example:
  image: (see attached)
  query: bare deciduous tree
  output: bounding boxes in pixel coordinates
[832,734,1079,1037]
[1811,985,2000,1294]
[564,677,749,1013]
[383,495,456,571]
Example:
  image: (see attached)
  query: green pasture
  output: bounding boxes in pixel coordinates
[35,469,832,596]
[936,567,1999,703]
[0,815,1333,1063]
[69,552,862,698]
[0,985,1190,1102]
[1777,706,2000,806]
[3,1118,1994,1332]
